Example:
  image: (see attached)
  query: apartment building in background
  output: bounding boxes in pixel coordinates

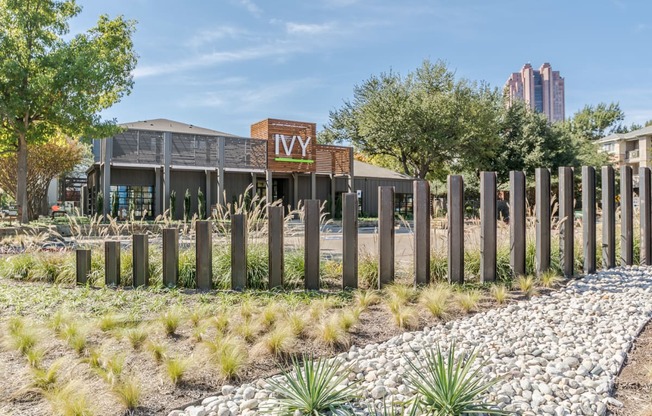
[597,125,652,173]
[505,63,565,123]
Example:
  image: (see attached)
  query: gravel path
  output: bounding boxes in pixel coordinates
[173,266,652,416]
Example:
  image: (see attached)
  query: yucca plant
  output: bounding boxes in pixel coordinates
[263,355,358,416]
[404,343,507,415]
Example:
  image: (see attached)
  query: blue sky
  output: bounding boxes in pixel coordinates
[72,0,652,137]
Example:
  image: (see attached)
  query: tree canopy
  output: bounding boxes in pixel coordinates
[0,0,137,222]
[321,60,502,180]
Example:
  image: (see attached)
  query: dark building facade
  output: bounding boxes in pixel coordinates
[85,118,414,219]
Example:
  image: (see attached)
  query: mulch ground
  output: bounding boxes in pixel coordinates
[609,320,652,416]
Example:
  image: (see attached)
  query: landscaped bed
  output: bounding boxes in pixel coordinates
[0,270,555,415]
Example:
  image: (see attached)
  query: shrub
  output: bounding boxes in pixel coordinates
[404,343,506,415]
[263,355,358,416]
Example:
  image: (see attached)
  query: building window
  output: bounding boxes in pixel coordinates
[110,185,154,219]
[601,143,615,153]
[256,179,266,198]
[394,193,413,218]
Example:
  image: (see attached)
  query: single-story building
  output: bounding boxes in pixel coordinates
[85,118,415,219]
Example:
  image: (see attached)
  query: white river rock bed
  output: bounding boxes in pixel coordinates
[174,266,652,416]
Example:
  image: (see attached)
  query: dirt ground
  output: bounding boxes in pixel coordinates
[609,320,652,416]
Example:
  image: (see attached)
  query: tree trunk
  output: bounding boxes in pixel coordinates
[17,132,29,223]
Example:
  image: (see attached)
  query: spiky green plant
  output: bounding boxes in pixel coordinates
[404,343,507,415]
[263,355,358,416]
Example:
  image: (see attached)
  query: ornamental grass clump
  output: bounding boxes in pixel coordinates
[125,327,148,350]
[161,309,182,336]
[112,375,142,411]
[44,380,95,416]
[405,343,507,415]
[353,290,381,310]
[255,325,296,357]
[516,275,538,298]
[30,360,62,391]
[391,305,419,330]
[165,356,189,385]
[455,289,483,314]
[539,269,564,288]
[263,355,358,416]
[146,341,168,364]
[419,284,452,319]
[203,335,248,380]
[314,316,349,350]
[490,284,509,305]
[386,283,417,305]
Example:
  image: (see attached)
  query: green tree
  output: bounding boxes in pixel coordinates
[322,60,502,180]
[0,0,137,222]
[566,102,625,141]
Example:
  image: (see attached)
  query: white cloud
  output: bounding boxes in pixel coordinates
[187,26,245,48]
[237,0,262,17]
[133,44,302,79]
[285,22,336,35]
[180,78,321,112]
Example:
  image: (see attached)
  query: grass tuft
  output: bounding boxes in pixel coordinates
[146,341,168,364]
[314,317,349,350]
[125,327,148,350]
[455,289,483,314]
[353,290,381,310]
[112,375,142,411]
[203,336,248,380]
[165,357,189,385]
[161,309,182,336]
[517,275,538,298]
[391,305,419,330]
[490,284,509,305]
[256,326,296,357]
[539,269,564,288]
[44,380,94,416]
[419,284,452,319]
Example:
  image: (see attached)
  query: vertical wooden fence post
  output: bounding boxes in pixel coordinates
[480,172,496,283]
[76,249,91,285]
[231,214,247,290]
[447,175,464,284]
[535,168,551,275]
[268,206,284,289]
[195,220,212,290]
[342,193,358,289]
[378,186,395,288]
[162,228,179,287]
[133,234,149,287]
[602,166,616,269]
[510,171,526,277]
[105,241,120,286]
[414,180,431,286]
[559,167,574,278]
[640,167,652,265]
[582,166,596,274]
[304,200,321,290]
[621,165,633,266]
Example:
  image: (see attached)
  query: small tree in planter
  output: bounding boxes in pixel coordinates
[197,188,205,220]
[111,191,119,218]
[183,189,191,223]
[169,190,177,220]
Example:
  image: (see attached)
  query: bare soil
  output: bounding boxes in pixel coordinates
[609,320,652,416]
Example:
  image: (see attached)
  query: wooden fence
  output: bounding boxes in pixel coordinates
[75,166,652,289]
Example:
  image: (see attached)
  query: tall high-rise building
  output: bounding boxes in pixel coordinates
[505,63,565,123]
